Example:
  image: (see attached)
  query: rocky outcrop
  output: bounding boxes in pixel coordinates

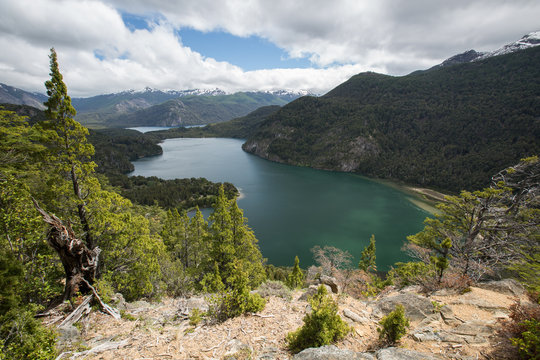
[373,293,434,321]
[293,345,373,360]
[475,279,525,297]
[376,347,443,360]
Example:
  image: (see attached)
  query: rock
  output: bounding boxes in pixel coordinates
[475,279,525,297]
[223,339,252,359]
[178,296,209,314]
[319,275,340,293]
[377,347,444,359]
[293,345,371,359]
[440,305,462,326]
[417,313,441,328]
[411,327,440,342]
[452,321,493,336]
[343,309,370,324]
[257,346,280,360]
[375,293,435,321]
[57,325,80,344]
[111,292,126,311]
[299,285,319,301]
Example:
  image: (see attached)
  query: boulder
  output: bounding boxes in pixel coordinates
[56,325,80,344]
[293,345,373,360]
[257,346,279,360]
[475,279,525,297]
[299,285,319,301]
[452,321,494,336]
[376,347,444,360]
[111,292,126,311]
[374,293,434,321]
[319,275,340,293]
[223,339,252,359]
[343,308,370,325]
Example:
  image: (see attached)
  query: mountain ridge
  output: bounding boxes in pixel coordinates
[243,46,540,193]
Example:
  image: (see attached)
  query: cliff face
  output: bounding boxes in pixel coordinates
[52,279,528,359]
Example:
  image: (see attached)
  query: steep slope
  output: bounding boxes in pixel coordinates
[244,46,540,192]
[0,83,46,109]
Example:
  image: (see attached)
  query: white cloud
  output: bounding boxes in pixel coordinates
[0,0,539,97]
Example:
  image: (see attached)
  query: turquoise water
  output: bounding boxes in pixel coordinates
[131,137,429,269]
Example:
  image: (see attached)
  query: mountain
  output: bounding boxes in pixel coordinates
[70,88,305,128]
[106,92,300,128]
[435,31,540,68]
[148,105,281,139]
[243,46,540,193]
[0,83,47,109]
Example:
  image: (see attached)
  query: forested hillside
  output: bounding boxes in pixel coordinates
[108,92,291,128]
[150,105,281,139]
[244,46,540,192]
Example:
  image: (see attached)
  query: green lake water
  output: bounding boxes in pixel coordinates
[130,137,429,270]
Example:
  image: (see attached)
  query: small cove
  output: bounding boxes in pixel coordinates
[130,136,430,269]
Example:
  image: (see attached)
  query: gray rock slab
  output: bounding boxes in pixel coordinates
[375,293,435,321]
[475,279,525,297]
[293,345,371,359]
[377,347,443,360]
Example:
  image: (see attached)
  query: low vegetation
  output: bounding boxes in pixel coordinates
[286,286,350,354]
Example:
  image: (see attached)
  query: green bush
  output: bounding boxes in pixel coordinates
[387,261,432,288]
[0,306,57,360]
[286,285,350,354]
[511,319,540,359]
[206,261,266,322]
[189,308,203,326]
[377,304,410,345]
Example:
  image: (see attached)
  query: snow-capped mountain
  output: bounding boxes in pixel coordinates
[436,30,540,68]
[476,31,540,61]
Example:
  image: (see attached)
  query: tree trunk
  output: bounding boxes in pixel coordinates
[33,199,100,301]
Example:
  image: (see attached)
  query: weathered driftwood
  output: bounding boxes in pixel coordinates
[59,295,92,327]
[82,278,121,319]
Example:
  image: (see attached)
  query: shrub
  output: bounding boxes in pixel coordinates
[206,261,266,323]
[257,280,292,300]
[388,261,432,288]
[0,306,57,360]
[286,285,350,354]
[377,304,410,345]
[511,319,540,359]
[189,308,203,326]
[496,300,540,359]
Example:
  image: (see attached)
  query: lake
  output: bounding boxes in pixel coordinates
[130,137,430,270]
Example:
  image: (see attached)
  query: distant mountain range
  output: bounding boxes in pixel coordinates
[243,41,540,193]
[0,83,310,128]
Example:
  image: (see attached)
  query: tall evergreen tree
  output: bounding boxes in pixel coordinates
[359,235,376,273]
[41,48,97,249]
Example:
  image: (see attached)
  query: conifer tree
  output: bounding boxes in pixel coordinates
[359,235,377,272]
[287,256,305,289]
[41,47,97,249]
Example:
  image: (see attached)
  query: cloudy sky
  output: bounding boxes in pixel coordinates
[0,0,539,97]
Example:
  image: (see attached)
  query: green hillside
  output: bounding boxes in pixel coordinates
[150,105,281,139]
[243,46,540,192]
[107,92,290,128]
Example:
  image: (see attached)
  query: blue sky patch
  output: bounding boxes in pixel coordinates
[121,12,152,32]
[177,28,312,71]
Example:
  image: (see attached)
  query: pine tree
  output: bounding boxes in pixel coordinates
[287,256,304,289]
[359,235,376,272]
[41,48,98,249]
